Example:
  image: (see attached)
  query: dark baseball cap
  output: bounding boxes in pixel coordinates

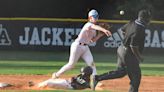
[138,10,151,19]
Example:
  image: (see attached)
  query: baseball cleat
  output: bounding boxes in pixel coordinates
[52,72,58,79]
[37,82,47,88]
[28,81,34,87]
[0,83,12,88]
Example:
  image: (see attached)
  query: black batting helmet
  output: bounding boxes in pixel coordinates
[138,9,151,24]
[80,66,93,75]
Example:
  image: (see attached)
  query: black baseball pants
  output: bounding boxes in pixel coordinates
[96,45,141,92]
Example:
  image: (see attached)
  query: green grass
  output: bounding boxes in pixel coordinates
[0,51,163,76]
[0,60,163,76]
[0,51,163,92]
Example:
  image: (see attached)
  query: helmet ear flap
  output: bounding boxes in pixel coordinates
[80,67,84,73]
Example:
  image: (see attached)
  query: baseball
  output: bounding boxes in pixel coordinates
[120,10,124,15]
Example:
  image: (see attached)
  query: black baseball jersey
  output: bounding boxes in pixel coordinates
[121,20,146,53]
[70,74,90,89]
[97,10,151,92]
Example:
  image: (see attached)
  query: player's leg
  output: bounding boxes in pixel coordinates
[91,45,127,90]
[38,79,73,89]
[81,47,98,91]
[82,46,97,75]
[128,69,141,92]
[95,45,127,81]
[95,53,127,81]
[53,42,83,78]
[126,54,141,92]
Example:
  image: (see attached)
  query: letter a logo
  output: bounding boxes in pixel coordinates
[0,24,11,45]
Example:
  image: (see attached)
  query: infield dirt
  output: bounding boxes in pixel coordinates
[0,75,163,92]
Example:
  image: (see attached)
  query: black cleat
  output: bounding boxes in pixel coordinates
[28,81,34,87]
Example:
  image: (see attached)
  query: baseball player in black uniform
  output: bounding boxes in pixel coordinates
[38,66,93,90]
[92,10,152,92]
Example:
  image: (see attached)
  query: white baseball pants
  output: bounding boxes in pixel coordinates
[38,79,73,89]
[55,42,97,77]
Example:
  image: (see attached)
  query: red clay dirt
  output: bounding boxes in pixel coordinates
[0,75,163,92]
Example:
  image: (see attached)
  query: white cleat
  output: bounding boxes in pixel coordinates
[0,83,12,88]
[37,82,47,88]
[37,79,54,88]
[52,72,58,79]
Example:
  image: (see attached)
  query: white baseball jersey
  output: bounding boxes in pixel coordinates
[55,22,97,78]
[75,22,96,44]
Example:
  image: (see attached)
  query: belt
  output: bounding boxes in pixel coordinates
[79,43,87,46]
[123,45,127,50]
[123,45,130,50]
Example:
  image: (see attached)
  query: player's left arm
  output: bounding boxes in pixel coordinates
[90,32,104,42]
[120,22,129,37]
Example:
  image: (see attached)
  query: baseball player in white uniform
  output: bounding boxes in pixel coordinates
[52,9,112,79]
[38,66,93,90]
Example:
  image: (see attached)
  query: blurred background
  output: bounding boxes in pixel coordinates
[0,0,163,80]
[0,0,163,52]
[0,0,163,57]
[0,0,163,20]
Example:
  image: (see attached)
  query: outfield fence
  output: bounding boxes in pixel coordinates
[0,18,164,53]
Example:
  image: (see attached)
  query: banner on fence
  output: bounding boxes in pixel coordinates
[0,19,164,52]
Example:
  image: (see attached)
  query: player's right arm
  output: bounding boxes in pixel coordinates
[120,22,131,37]
[90,24,112,37]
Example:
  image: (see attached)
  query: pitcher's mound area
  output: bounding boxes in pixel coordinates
[0,75,163,92]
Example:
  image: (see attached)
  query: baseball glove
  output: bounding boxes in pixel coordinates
[98,22,112,30]
[97,22,112,35]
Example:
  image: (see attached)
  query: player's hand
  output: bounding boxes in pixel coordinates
[104,30,112,37]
